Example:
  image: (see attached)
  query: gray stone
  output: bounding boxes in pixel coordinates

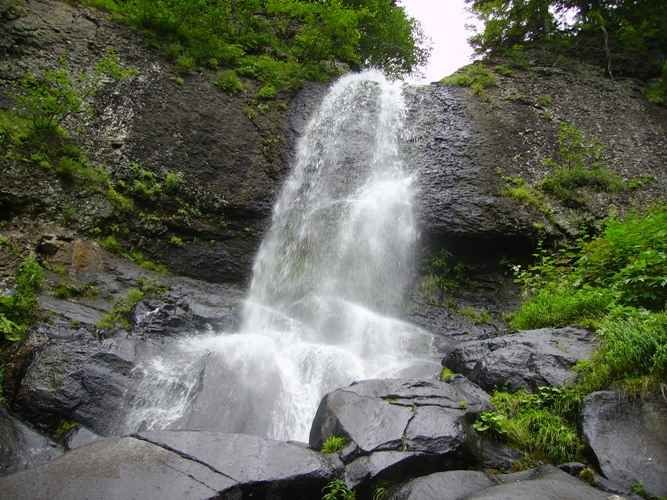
[444,327,596,391]
[64,426,102,450]
[472,465,611,499]
[583,391,667,497]
[310,377,490,485]
[0,431,337,499]
[0,408,63,475]
[389,470,495,500]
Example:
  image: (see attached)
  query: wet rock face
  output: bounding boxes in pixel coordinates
[8,244,245,435]
[0,0,327,284]
[388,470,495,500]
[388,465,611,500]
[0,408,63,476]
[309,377,490,486]
[583,391,667,497]
[405,85,539,256]
[443,327,596,392]
[0,431,337,500]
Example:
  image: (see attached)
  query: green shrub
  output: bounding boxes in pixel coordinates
[168,235,184,247]
[502,176,553,218]
[321,435,347,454]
[510,285,615,330]
[441,63,497,96]
[164,171,183,193]
[257,84,278,100]
[15,67,85,132]
[511,206,667,396]
[537,95,553,107]
[97,287,145,330]
[0,255,45,341]
[511,207,667,330]
[95,48,138,80]
[100,235,123,254]
[322,479,355,500]
[175,55,195,74]
[459,306,493,325]
[540,123,625,205]
[474,388,584,464]
[215,70,244,94]
[645,62,667,106]
[83,0,427,92]
[440,367,456,382]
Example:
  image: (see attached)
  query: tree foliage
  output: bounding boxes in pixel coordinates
[466,0,667,81]
[82,0,430,89]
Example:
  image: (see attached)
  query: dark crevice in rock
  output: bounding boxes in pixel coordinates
[130,435,240,484]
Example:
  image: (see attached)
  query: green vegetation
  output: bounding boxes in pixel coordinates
[322,479,355,500]
[79,0,429,95]
[441,62,497,97]
[440,367,456,382]
[321,435,347,454]
[96,277,168,330]
[475,206,667,467]
[466,0,667,96]
[215,69,245,94]
[502,123,636,214]
[645,62,667,105]
[536,95,553,107]
[419,250,467,304]
[97,287,145,330]
[474,387,583,464]
[53,282,99,300]
[459,306,493,325]
[541,123,625,206]
[0,255,45,341]
[54,419,79,441]
[511,207,667,330]
[502,176,555,223]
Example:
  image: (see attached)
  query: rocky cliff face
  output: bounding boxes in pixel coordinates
[1,1,666,498]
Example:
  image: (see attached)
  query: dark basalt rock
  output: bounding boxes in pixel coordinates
[404,85,541,255]
[476,465,611,500]
[13,321,155,435]
[0,431,336,500]
[388,470,495,500]
[388,465,610,500]
[443,327,596,392]
[309,377,490,485]
[583,391,667,497]
[0,408,63,476]
[64,426,102,451]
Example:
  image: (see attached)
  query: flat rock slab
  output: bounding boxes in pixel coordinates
[444,327,595,391]
[0,431,336,500]
[0,408,63,476]
[310,378,489,485]
[389,465,609,500]
[389,470,495,500]
[583,391,667,497]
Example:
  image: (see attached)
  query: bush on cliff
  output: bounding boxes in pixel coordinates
[79,0,430,92]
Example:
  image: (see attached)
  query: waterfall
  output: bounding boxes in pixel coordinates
[123,71,437,442]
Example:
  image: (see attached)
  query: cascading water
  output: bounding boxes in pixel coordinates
[123,70,437,442]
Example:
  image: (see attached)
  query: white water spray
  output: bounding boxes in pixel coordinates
[124,71,437,441]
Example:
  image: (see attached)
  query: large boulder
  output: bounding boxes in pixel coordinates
[443,327,596,392]
[388,465,611,500]
[0,431,337,499]
[309,377,490,486]
[388,470,495,500]
[583,391,667,497]
[9,248,244,435]
[0,408,63,475]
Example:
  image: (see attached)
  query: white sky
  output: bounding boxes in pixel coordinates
[399,0,479,82]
